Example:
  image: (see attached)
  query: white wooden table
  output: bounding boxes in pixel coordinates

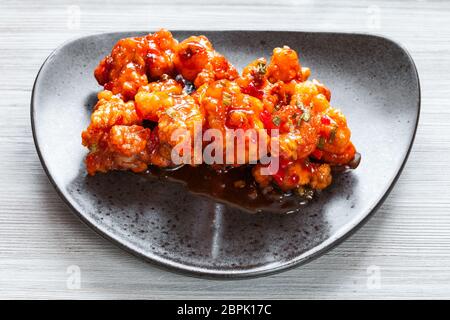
[1,0,449,299]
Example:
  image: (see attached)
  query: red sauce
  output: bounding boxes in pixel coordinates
[143,165,313,214]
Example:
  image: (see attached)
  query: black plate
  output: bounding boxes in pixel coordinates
[31,31,420,278]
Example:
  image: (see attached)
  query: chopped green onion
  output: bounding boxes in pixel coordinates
[166,108,176,118]
[256,61,267,75]
[317,136,326,150]
[272,116,281,126]
[296,101,304,108]
[329,126,337,142]
[301,109,311,122]
[304,158,311,167]
[297,108,310,126]
[297,186,314,200]
[222,92,232,106]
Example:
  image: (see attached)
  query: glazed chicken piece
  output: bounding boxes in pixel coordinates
[315,106,356,165]
[261,103,320,161]
[237,57,269,100]
[238,53,307,112]
[259,78,354,161]
[194,54,239,88]
[94,29,178,101]
[266,46,303,83]
[258,80,322,162]
[253,74,355,190]
[134,78,184,121]
[157,94,205,166]
[145,29,179,79]
[81,91,152,175]
[260,80,295,114]
[196,80,269,165]
[94,36,148,101]
[82,91,141,141]
[253,159,332,191]
[174,35,239,88]
[291,80,354,164]
[135,78,204,166]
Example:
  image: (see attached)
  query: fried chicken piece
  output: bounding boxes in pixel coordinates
[238,54,309,107]
[145,29,178,79]
[258,79,353,163]
[134,78,183,121]
[318,108,351,154]
[156,95,204,146]
[260,80,296,113]
[81,91,152,175]
[194,54,239,87]
[196,80,268,165]
[135,80,205,166]
[135,77,203,149]
[273,124,319,160]
[259,99,319,161]
[256,77,356,179]
[154,95,204,166]
[252,159,332,191]
[290,80,320,107]
[309,163,332,190]
[197,80,265,130]
[148,133,174,167]
[321,142,356,166]
[237,58,268,100]
[266,46,302,83]
[94,35,148,101]
[94,29,178,101]
[312,79,331,101]
[84,125,151,175]
[174,35,238,88]
[82,90,140,139]
[310,99,356,165]
[173,35,213,81]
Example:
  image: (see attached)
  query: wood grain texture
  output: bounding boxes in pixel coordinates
[1,0,449,299]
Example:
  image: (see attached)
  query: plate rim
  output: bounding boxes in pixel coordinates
[30,30,421,279]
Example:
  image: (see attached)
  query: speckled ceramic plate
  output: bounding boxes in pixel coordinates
[31,31,420,278]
